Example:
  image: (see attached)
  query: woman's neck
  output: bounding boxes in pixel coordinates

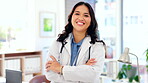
[72,31,86,43]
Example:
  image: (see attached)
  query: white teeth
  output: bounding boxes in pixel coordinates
[77,22,83,25]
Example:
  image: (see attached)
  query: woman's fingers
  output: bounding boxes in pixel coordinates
[88,58,96,62]
[46,66,51,72]
[89,58,95,61]
[86,58,97,65]
[45,61,53,70]
[50,56,57,62]
[46,63,50,69]
[45,56,61,73]
[89,60,97,63]
[46,61,52,66]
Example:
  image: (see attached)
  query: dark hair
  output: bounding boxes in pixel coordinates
[57,1,99,44]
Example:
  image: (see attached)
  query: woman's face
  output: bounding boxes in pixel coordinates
[71,5,91,34]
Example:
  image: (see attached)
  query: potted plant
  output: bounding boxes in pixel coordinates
[117,64,139,82]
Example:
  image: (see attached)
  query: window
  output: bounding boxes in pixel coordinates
[0,0,35,52]
[123,0,148,65]
[95,0,120,59]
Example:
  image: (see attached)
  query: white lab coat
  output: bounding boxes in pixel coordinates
[45,34,105,83]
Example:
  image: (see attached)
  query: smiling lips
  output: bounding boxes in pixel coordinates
[76,21,85,26]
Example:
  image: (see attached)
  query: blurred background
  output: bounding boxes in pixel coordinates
[0,0,147,83]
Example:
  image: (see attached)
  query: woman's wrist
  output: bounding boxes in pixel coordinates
[60,66,64,75]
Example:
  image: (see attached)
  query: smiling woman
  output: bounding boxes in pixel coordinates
[71,5,91,37]
[45,1,106,83]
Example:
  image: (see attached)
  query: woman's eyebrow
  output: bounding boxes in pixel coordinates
[74,11,80,13]
[74,11,89,15]
[84,13,89,15]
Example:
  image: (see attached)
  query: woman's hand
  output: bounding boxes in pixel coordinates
[46,56,62,73]
[85,58,97,65]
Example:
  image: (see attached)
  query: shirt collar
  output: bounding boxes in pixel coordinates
[71,34,84,46]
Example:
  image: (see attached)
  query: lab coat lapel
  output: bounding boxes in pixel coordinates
[77,37,91,64]
[64,34,72,56]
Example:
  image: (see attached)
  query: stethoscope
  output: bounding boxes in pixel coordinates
[59,41,91,66]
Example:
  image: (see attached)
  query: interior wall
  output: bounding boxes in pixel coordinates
[34,0,65,74]
[35,0,65,51]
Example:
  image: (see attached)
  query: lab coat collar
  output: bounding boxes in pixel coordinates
[64,33,72,56]
[76,36,92,64]
[64,33,92,65]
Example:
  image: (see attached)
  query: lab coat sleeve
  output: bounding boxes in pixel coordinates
[45,40,66,82]
[45,71,65,82]
[62,43,105,82]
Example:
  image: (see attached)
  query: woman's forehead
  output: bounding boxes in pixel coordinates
[74,5,89,14]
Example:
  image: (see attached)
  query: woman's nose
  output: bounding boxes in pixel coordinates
[78,16,84,21]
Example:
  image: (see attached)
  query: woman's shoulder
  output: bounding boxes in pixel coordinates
[91,40,106,49]
[95,40,105,45]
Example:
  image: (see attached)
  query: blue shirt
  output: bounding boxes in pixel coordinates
[71,36,84,66]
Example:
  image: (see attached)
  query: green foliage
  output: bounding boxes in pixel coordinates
[117,64,128,79]
[146,48,148,62]
[117,64,139,82]
[134,75,139,82]
[129,77,134,82]
[145,48,148,71]
[117,70,126,79]
[127,64,132,70]
[128,75,139,82]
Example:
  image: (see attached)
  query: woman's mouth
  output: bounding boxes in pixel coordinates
[76,22,85,26]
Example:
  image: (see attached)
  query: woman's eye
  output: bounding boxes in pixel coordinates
[84,15,89,17]
[75,13,79,15]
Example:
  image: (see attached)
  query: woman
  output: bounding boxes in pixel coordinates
[45,1,105,83]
